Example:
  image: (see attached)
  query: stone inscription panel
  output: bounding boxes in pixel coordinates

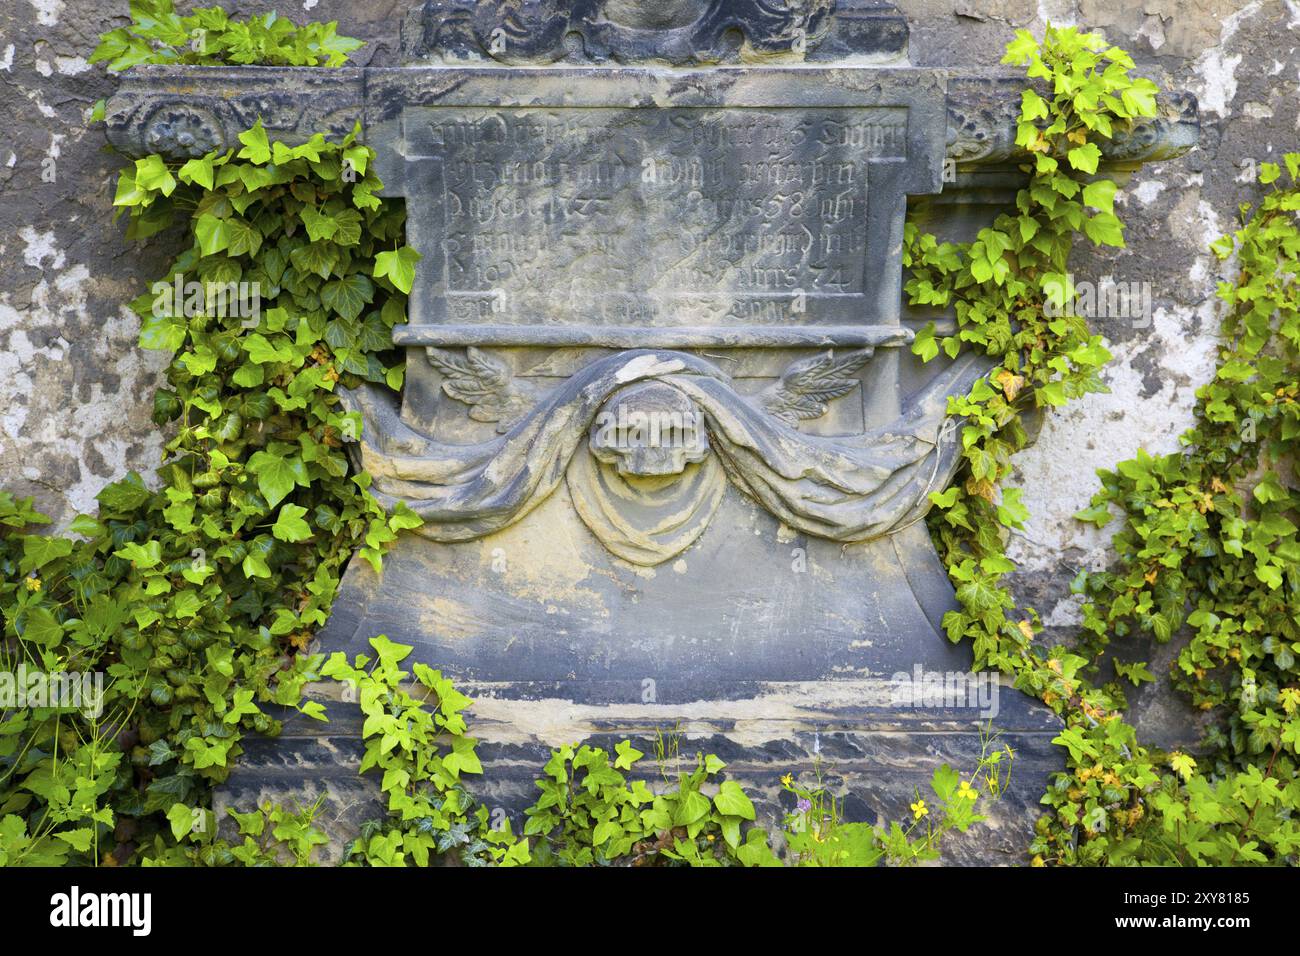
[406,106,908,327]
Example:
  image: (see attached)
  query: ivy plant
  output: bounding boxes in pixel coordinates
[1,22,412,866]
[321,637,530,867]
[909,24,1299,866]
[7,8,1294,869]
[90,0,362,71]
[1062,155,1300,865]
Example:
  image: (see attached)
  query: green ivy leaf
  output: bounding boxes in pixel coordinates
[713,781,756,820]
[21,535,72,572]
[321,273,375,321]
[195,213,232,256]
[20,607,63,648]
[373,247,421,294]
[247,451,308,507]
[1067,142,1102,174]
[272,503,312,542]
[237,120,272,164]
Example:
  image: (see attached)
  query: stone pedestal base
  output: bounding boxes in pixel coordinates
[220,492,1061,865]
[223,690,1059,865]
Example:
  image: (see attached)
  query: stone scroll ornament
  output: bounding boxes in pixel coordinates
[401,0,906,66]
[340,349,992,566]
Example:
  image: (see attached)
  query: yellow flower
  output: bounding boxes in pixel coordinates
[958,780,978,801]
[24,576,41,592]
[910,799,928,821]
[780,773,793,788]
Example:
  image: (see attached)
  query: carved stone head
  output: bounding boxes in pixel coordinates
[589,381,709,478]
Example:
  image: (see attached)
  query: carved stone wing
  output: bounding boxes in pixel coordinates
[758,349,873,425]
[426,347,532,429]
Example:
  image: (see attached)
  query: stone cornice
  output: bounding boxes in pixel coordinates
[104,64,1198,170]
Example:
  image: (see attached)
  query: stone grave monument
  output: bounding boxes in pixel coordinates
[106,0,1198,863]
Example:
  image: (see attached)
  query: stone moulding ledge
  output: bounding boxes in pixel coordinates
[389,324,916,348]
[103,64,1199,171]
[291,677,1045,751]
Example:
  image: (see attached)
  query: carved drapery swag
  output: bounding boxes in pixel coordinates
[340,349,991,564]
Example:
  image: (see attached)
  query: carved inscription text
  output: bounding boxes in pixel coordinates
[407,106,908,326]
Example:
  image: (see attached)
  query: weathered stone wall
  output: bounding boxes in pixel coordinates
[2,1,1294,746]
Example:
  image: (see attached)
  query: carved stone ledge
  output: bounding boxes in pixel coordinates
[391,324,914,349]
[1103,90,1200,165]
[945,75,1200,168]
[103,66,364,160]
[103,65,1198,179]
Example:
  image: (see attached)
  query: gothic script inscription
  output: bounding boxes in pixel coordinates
[407,106,909,327]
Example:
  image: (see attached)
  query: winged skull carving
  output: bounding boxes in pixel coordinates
[430,346,873,432]
[425,347,537,432]
[758,349,873,426]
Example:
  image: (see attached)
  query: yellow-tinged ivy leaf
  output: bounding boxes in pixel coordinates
[1020,88,1049,122]
[112,170,147,207]
[1120,80,1159,118]
[995,368,1025,400]
[1002,29,1040,65]
[911,322,939,362]
[167,803,194,842]
[443,735,483,778]
[178,155,215,190]
[613,740,643,770]
[1083,211,1125,247]
[134,155,177,196]
[714,781,756,820]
